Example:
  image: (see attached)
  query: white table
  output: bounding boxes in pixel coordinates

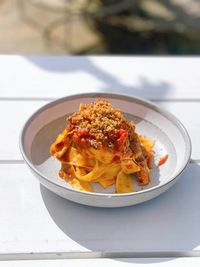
[1,56,200,266]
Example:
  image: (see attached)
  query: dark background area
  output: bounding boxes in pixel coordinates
[1,0,200,55]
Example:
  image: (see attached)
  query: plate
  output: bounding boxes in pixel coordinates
[20,93,191,207]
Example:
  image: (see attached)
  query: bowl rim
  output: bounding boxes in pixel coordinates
[19,92,192,198]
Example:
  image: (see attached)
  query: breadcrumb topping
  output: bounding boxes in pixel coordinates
[67,99,135,150]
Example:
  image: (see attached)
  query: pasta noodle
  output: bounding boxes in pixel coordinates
[50,99,155,193]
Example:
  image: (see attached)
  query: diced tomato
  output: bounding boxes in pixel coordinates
[81,138,87,146]
[79,128,89,136]
[73,133,79,143]
[115,129,128,149]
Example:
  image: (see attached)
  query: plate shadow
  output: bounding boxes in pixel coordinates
[40,162,200,263]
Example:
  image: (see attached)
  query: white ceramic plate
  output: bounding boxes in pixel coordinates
[20,93,191,208]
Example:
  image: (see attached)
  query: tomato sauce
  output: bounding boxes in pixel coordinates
[157,154,168,167]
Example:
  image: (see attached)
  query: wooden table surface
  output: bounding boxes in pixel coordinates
[1,56,200,266]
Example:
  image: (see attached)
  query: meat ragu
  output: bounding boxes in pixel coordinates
[50,99,155,193]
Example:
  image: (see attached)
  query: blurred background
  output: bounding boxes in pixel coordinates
[1,0,200,55]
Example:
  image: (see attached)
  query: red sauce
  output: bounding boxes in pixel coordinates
[73,128,96,148]
[157,154,168,167]
[112,155,120,163]
[73,127,129,151]
[55,142,64,149]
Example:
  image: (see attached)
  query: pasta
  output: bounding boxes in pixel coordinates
[50,99,155,193]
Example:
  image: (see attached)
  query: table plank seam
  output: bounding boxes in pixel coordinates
[1,251,200,261]
[0,160,24,164]
[0,97,55,102]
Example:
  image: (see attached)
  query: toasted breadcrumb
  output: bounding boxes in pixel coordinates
[67,99,135,150]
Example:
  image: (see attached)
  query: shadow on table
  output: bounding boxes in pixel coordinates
[25,56,171,100]
[41,162,200,264]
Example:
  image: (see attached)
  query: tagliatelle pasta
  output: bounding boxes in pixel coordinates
[50,99,155,193]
